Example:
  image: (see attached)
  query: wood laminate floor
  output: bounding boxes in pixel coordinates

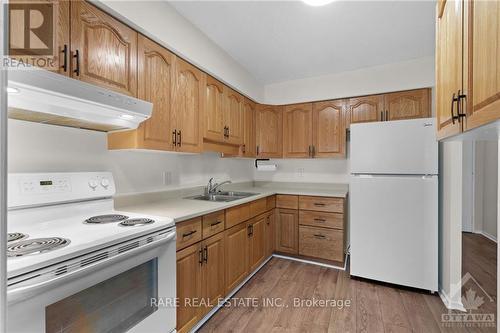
[199,233,496,333]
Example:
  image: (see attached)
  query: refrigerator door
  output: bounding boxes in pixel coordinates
[350,118,438,175]
[350,174,438,292]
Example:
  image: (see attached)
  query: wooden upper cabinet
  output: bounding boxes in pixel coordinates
[173,58,205,153]
[283,103,313,158]
[384,89,431,121]
[256,105,283,158]
[224,87,245,145]
[71,1,137,96]
[312,100,346,158]
[242,98,256,157]
[9,0,70,75]
[436,0,464,138]
[204,76,225,142]
[346,95,384,127]
[465,0,500,132]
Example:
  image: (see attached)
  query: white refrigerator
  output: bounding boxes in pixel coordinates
[350,118,438,292]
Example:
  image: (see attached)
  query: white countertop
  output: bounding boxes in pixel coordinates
[115,182,348,223]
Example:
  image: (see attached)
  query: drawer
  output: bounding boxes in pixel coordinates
[202,211,225,239]
[176,217,202,250]
[299,196,344,213]
[299,210,344,230]
[266,195,276,210]
[225,203,250,228]
[299,226,343,262]
[276,194,298,209]
[250,198,267,218]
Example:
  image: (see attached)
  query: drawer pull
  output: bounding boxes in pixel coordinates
[314,203,326,207]
[182,230,197,238]
[313,234,326,239]
[210,220,222,227]
[313,218,326,223]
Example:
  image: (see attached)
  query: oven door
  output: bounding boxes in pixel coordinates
[7,228,176,333]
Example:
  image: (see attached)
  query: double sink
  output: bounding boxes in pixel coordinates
[186,191,258,202]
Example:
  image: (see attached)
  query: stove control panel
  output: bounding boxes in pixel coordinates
[8,172,116,208]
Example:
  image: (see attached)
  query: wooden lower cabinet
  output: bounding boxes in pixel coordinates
[275,208,298,254]
[176,242,203,333]
[201,232,225,316]
[224,222,249,293]
[299,226,343,262]
[265,210,276,257]
[248,214,266,272]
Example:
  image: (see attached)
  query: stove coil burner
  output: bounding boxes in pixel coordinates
[119,218,155,227]
[7,237,70,257]
[8,232,28,242]
[84,214,129,224]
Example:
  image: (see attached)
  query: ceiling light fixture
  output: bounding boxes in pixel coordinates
[302,0,335,6]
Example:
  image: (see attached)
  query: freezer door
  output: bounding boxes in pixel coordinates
[350,175,438,292]
[350,118,438,175]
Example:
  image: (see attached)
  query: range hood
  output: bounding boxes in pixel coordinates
[7,66,153,132]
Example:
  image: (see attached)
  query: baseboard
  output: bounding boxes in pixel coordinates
[439,289,466,312]
[272,254,347,271]
[476,231,497,243]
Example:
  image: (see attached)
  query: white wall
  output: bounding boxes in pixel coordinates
[8,120,254,195]
[96,0,263,101]
[263,56,435,105]
[474,140,498,241]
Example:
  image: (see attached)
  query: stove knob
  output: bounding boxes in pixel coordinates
[101,178,110,188]
[88,180,98,189]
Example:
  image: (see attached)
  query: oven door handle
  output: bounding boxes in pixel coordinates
[8,231,176,303]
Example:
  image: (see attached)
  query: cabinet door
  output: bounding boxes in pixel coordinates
[283,103,313,158]
[9,0,70,75]
[173,58,205,153]
[346,95,384,127]
[436,0,463,138]
[177,243,203,333]
[384,89,431,121]
[71,1,137,96]
[256,105,283,158]
[204,76,225,143]
[275,208,298,254]
[136,35,175,151]
[224,223,249,294]
[265,210,276,257]
[242,98,256,157]
[465,0,500,131]
[201,232,225,316]
[248,216,266,272]
[224,87,244,145]
[312,100,346,158]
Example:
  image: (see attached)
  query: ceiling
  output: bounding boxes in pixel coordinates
[168,1,435,85]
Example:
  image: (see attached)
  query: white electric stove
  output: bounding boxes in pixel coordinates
[7,172,177,333]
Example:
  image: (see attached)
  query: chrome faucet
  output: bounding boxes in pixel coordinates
[205,178,232,195]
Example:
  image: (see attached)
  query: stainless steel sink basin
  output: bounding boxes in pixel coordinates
[185,191,258,202]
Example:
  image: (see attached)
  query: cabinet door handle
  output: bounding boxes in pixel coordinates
[385,110,389,121]
[227,127,230,137]
[256,145,260,156]
[312,145,315,158]
[199,249,203,265]
[380,111,384,121]
[451,93,459,124]
[61,44,68,72]
[456,89,467,123]
[314,218,326,223]
[177,130,181,146]
[308,145,312,157]
[314,234,326,239]
[203,246,208,263]
[242,144,246,154]
[172,130,177,146]
[73,49,80,76]
[313,203,325,207]
[210,220,222,227]
[182,230,196,238]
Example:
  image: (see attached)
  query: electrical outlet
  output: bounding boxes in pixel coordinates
[296,168,305,178]
[162,171,172,185]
